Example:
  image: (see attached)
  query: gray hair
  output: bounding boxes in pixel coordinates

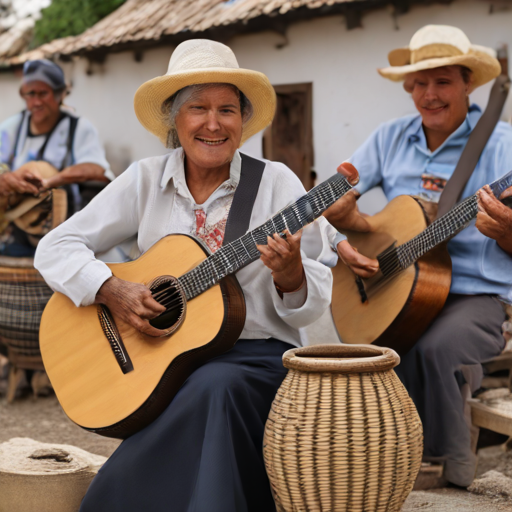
[161,83,254,149]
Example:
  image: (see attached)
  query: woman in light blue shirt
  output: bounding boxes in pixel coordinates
[326,25,512,488]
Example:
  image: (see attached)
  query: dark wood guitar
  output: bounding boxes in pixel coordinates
[332,170,512,355]
[40,172,354,439]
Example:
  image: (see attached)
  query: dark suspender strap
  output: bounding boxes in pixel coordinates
[36,112,68,161]
[223,153,266,245]
[436,73,511,218]
[8,111,26,168]
[61,114,79,170]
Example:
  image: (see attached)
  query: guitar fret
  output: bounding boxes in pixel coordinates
[327,181,338,203]
[280,211,290,233]
[270,217,278,235]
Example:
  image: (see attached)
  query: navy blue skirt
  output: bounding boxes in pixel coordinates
[80,338,292,512]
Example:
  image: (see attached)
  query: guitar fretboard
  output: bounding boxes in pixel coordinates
[396,195,477,270]
[379,169,512,278]
[178,173,353,300]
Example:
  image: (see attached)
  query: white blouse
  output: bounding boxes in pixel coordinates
[35,149,338,348]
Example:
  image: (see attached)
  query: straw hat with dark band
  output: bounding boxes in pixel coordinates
[378,25,501,93]
[134,39,276,146]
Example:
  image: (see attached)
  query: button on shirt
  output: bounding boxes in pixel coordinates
[349,105,512,302]
[35,149,335,347]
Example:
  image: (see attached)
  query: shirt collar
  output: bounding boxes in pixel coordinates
[160,148,241,190]
[407,104,482,157]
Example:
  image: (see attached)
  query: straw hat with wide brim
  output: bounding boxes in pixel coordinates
[378,25,501,93]
[134,39,276,147]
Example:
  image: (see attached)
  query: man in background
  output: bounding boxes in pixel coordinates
[0,58,113,256]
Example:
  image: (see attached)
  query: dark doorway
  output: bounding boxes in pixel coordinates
[262,83,314,190]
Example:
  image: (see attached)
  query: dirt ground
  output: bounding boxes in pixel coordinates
[402,488,512,512]
[0,394,120,458]
[1,393,512,511]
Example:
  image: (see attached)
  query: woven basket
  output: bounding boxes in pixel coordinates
[263,344,423,512]
[0,256,53,366]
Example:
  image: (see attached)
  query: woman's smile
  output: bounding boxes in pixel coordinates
[195,136,229,146]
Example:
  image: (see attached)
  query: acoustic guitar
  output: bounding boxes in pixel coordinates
[40,172,354,439]
[332,170,512,355]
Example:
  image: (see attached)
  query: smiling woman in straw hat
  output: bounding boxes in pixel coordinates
[35,39,343,512]
[324,25,512,488]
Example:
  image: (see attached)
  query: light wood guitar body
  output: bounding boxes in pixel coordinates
[40,235,246,439]
[331,196,452,355]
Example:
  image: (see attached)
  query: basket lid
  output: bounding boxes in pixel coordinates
[282,344,400,373]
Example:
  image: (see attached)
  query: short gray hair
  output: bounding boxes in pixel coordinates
[161,83,253,149]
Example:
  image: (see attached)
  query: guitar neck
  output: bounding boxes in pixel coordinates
[379,169,512,278]
[395,195,477,271]
[178,173,353,300]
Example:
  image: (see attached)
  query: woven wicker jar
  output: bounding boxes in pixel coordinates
[263,344,423,512]
[0,256,53,362]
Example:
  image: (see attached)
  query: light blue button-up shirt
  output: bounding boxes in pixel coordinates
[349,105,512,302]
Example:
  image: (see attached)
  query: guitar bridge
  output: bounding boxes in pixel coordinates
[98,305,134,374]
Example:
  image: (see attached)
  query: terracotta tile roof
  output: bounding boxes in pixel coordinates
[3,0,384,65]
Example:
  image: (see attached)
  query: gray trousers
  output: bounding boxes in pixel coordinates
[394,294,505,487]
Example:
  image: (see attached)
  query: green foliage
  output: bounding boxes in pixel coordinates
[32,0,126,48]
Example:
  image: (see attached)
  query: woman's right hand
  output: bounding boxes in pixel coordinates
[95,276,168,337]
[336,240,379,278]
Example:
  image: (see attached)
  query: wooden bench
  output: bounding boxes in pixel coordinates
[470,348,512,451]
[469,388,512,439]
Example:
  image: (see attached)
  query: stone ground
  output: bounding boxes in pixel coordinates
[1,392,512,511]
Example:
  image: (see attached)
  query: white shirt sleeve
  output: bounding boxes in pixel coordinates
[34,162,140,306]
[282,283,307,309]
[73,117,114,180]
[271,248,333,329]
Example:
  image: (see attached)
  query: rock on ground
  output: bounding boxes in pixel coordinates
[469,470,512,500]
[478,445,512,480]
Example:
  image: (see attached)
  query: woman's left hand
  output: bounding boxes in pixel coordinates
[476,185,512,255]
[257,230,305,293]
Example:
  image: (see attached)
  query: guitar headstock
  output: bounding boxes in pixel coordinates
[489,170,512,206]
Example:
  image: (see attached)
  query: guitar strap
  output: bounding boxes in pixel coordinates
[223,153,266,245]
[436,73,511,218]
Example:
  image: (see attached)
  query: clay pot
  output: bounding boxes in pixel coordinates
[263,344,423,512]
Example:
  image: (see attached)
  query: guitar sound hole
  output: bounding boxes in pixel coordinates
[148,276,186,333]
